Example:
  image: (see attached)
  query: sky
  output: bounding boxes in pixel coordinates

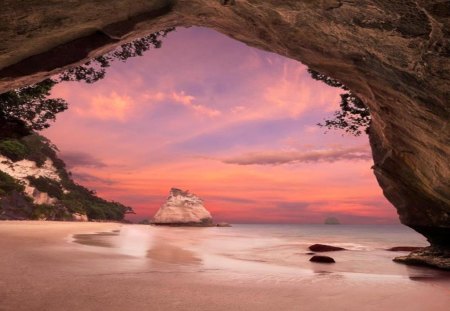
[44,27,399,224]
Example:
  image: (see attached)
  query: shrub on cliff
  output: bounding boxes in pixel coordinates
[0,139,28,161]
[308,69,371,136]
[21,134,64,168]
[27,176,64,199]
[0,171,25,196]
[0,79,68,132]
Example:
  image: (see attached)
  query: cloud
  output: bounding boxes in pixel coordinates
[221,145,372,165]
[143,90,221,117]
[75,92,133,121]
[71,172,116,185]
[61,151,107,168]
[171,91,221,117]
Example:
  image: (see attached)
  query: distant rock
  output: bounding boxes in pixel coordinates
[152,188,213,226]
[310,255,335,263]
[309,244,346,252]
[324,217,340,225]
[72,213,88,222]
[216,222,231,227]
[386,246,424,252]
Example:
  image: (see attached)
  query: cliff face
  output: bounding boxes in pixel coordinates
[0,1,449,265]
[153,188,213,225]
[0,134,133,221]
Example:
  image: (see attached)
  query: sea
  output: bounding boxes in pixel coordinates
[72,224,449,280]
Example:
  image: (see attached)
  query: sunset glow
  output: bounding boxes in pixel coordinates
[44,27,397,224]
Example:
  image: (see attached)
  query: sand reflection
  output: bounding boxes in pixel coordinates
[147,242,202,265]
[72,226,202,266]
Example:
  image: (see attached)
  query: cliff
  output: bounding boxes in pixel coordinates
[153,188,213,226]
[0,0,448,268]
[0,134,133,221]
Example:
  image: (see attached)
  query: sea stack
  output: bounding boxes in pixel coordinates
[152,188,213,226]
[324,217,340,225]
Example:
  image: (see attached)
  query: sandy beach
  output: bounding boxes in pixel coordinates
[0,221,449,311]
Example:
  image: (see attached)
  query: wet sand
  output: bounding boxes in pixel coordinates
[0,221,449,311]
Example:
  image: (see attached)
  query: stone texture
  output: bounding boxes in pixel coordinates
[153,188,213,226]
[310,255,336,264]
[0,0,449,265]
[72,213,89,222]
[386,246,424,252]
[393,247,450,270]
[309,244,346,252]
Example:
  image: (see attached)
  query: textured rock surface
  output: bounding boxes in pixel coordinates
[0,1,449,265]
[387,246,424,252]
[309,244,346,252]
[310,255,336,264]
[153,188,213,225]
[72,213,89,222]
[394,247,450,270]
[0,155,61,205]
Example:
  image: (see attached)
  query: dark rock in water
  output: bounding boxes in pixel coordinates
[324,217,340,225]
[387,246,424,252]
[393,247,450,271]
[309,244,346,252]
[216,222,231,227]
[310,255,335,264]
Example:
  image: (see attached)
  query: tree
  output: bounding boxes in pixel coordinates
[0,79,68,131]
[308,69,371,136]
[0,28,175,133]
[58,28,174,84]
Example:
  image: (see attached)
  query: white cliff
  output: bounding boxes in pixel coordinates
[153,188,213,226]
[0,155,61,205]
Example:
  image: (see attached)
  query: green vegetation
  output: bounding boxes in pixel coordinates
[59,29,174,84]
[0,134,133,221]
[0,139,28,161]
[308,69,371,136]
[0,79,68,132]
[0,29,173,220]
[0,29,175,135]
[28,176,64,199]
[0,171,25,196]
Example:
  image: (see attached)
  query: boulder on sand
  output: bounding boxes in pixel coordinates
[310,255,336,263]
[386,246,424,252]
[152,188,213,226]
[216,222,231,227]
[309,244,346,252]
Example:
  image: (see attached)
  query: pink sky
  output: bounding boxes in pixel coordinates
[44,27,398,224]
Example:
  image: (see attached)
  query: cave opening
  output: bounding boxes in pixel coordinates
[31,27,397,226]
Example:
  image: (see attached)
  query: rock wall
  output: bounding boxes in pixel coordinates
[0,1,448,253]
[0,155,60,205]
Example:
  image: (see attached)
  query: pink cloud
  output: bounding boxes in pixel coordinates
[74,92,134,121]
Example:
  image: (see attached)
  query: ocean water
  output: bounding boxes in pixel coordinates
[72,224,449,280]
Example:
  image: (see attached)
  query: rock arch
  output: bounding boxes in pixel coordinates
[0,0,449,266]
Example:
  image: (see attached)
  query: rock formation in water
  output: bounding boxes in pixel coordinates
[324,217,340,225]
[153,188,213,226]
[0,0,449,268]
[310,255,336,264]
[309,244,346,252]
